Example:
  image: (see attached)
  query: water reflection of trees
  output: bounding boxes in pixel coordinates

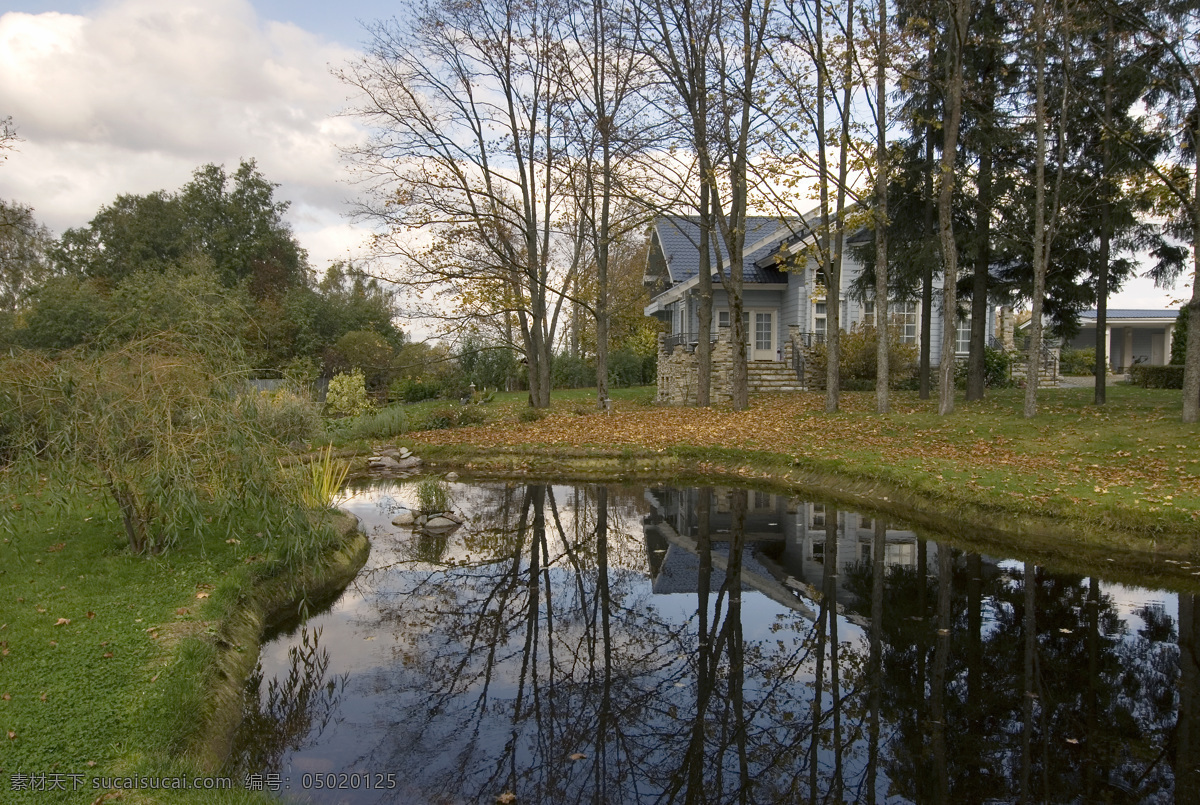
[846,547,1184,803]
[247,481,1196,804]
[348,484,862,804]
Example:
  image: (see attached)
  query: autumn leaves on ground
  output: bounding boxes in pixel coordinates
[410,385,1200,545]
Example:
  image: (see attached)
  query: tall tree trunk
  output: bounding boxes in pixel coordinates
[875,0,890,414]
[920,35,936,400]
[1094,10,1114,406]
[828,0,856,415]
[967,23,995,403]
[815,0,835,407]
[938,0,970,416]
[595,120,611,410]
[1185,119,1200,423]
[696,180,714,406]
[1024,0,1048,419]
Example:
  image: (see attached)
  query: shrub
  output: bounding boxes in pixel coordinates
[390,377,444,403]
[1059,347,1096,376]
[608,348,657,388]
[518,407,546,423]
[1172,306,1188,366]
[552,353,596,389]
[246,388,323,445]
[955,344,1013,388]
[807,326,918,388]
[0,335,310,556]
[1131,364,1184,389]
[326,370,372,418]
[419,404,487,431]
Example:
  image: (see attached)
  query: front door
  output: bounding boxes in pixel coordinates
[751,310,775,361]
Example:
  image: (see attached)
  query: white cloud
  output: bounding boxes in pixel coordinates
[0,0,371,270]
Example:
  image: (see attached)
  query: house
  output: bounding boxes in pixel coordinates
[1066,309,1180,372]
[643,215,999,404]
[641,485,979,622]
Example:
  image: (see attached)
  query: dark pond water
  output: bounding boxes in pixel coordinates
[229,480,1200,804]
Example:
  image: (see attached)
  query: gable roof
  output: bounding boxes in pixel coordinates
[650,215,808,288]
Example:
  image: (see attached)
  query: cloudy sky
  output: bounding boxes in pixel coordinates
[0,0,389,273]
[0,0,1189,309]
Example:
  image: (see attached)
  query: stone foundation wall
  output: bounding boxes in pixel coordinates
[657,326,807,405]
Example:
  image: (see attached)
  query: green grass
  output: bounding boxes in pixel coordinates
[0,469,346,804]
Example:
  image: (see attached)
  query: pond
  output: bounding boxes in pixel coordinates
[229,479,1200,804]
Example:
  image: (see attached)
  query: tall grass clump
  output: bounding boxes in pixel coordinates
[415,477,451,514]
[342,405,408,440]
[297,446,350,509]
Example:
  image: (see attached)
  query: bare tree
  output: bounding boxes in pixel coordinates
[642,0,723,407]
[340,0,581,408]
[560,0,654,409]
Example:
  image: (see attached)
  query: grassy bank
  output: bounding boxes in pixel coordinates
[0,471,364,804]
[380,385,1200,558]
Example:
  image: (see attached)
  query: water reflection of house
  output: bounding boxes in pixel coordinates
[643,486,937,622]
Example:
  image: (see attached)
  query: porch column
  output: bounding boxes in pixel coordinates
[1123,327,1134,372]
[1105,325,1113,372]
[1167,324,1175,364]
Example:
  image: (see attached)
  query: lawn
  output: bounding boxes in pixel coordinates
[0,470,358,805]
[389,384,1200,554]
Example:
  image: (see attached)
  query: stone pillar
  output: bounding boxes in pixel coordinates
[1167,324,1175,364]
[999,306,1016,350]
[1123,327,1134,373]
[1105,325,1113,373]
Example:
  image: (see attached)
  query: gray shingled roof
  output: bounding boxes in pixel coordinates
[1079,309,1180,320]
[652,216,801,287]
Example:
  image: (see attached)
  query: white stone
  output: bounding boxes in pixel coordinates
[391,510,415,526]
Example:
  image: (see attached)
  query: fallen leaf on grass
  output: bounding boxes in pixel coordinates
[48,640,57,647]
[54,618,70,626]
[1,693,9,700]
[195,592,209,599]
[175,608,190,616]
[46,542,65,552]
[102,652,113,659]
[6,731,14,740]
[39,693,46,702]
[87,611,95,619]
[86,760,96,767]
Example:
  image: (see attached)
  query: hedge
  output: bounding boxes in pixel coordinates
[1130,364,1184,389]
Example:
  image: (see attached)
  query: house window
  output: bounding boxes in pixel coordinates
[891,301,918,344]
[810,503,826,528]
[956,314,972,354]
[814,302,827,343]
[863,299,875,328]
[718,310,729,329]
